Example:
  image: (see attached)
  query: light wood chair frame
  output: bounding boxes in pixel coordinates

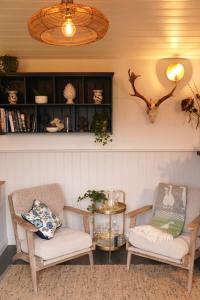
[126,205,200,293]
[9,195,94,295]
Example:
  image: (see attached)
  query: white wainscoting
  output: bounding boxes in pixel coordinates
[0,150,199,245]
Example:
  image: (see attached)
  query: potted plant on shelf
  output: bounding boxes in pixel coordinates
[34,88,48,104]
[0,55,18,73]
[91,112,112,146]
[77,190,108,213]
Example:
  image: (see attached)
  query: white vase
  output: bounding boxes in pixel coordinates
[63,83,76,104]
[8,90,18,105]
[35,96,48,104]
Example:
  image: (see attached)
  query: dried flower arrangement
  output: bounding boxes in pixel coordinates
[181,81,200,128]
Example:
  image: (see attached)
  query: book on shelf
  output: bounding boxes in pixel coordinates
[0,108,37,133]
[20,113,26,132]
[8,111,15,132]
[0,108,6,133]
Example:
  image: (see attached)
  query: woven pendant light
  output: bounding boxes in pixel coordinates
[28,0,109,46]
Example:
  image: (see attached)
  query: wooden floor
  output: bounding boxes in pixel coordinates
[1,245,200,278]
[0,245,160,277]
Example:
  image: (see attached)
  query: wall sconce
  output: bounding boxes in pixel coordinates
[166,63,184,82]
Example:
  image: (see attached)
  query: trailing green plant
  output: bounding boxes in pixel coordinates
[91,112,112,146]
[77,190,108,212]
[33,88,47,96]
[0,55,18,73]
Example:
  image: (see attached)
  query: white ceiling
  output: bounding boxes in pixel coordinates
[1,0,200,59]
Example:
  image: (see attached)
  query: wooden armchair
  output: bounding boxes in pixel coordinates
[9,183,94,294]
[126,187,200,293]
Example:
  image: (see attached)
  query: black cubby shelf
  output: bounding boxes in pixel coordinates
[0,72,113,135]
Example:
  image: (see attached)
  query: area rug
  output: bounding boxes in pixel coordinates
[0,265,200,300]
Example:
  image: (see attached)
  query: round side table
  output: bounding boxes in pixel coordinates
[93,193,126,262]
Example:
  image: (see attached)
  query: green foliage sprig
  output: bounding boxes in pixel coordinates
[77,190,108,212]
[0,55,18,73]
[91,112,112,146]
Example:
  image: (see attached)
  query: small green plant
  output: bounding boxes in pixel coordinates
[77,190,108,212]
[33,88,47,96]
[91,112,112,146]
[0,55,18,73]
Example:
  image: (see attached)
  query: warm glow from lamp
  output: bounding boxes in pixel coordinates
[62,17,76,38]
[166,63,184,81]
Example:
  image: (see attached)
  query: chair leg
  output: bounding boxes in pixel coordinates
[188,262,194,293]
[27,231,38,295]
[29,260,38,295]
[127,251,132,271]
[89,251,94,268]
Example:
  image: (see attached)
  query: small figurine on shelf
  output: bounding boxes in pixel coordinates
[50,118,64,131]
[63,83,76,104]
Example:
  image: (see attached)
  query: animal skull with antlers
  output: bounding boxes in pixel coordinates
[128,69,177,123]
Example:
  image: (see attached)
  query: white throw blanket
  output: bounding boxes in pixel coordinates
[128,225,174,243]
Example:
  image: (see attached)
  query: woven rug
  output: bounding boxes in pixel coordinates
[0,265,200,300]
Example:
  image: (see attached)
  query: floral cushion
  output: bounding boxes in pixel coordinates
[22,200,62,240]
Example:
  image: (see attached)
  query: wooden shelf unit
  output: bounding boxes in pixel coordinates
[0,72,113,134]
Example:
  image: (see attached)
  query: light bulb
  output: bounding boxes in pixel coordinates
[166,63,184,82]
[62,17,76,38]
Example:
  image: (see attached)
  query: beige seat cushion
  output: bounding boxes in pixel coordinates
[128,230,200,260]
[21,227,92,260]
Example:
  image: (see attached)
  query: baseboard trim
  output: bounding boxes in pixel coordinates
[0,238,8,256]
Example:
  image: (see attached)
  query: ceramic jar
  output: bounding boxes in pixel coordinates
[63,83,76,104]
[8,90,18,104]
[93,89,103,104]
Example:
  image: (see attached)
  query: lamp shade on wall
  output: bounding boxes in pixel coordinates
[166,63,185,82]
[28,0,109,46]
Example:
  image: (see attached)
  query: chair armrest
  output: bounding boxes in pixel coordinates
[14,215,38,233]
[64,206,91,234]
[64,205,91,216]
[126,205,153,218]
[187,215,200,231]
[126,205,153,228]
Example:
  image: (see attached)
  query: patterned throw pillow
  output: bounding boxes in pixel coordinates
[22,200,62,240]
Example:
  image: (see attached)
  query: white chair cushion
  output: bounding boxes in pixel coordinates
[128,230,200,260]
[21,227,92,260]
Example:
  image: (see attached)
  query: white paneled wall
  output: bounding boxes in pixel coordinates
[0,150,200,245]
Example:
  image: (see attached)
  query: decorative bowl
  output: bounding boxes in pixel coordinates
[46,127,58,133]
[35,96,48,104]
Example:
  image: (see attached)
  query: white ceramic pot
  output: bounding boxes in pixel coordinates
[63,83,76,104]
[35,96,48,104]
[8,90,18,105]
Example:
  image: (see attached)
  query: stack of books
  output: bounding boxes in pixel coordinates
[0,108,36,134]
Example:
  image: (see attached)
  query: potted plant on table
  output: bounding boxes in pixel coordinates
[77,190,108,213]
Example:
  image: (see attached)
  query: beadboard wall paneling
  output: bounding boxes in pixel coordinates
[0,150,199,245]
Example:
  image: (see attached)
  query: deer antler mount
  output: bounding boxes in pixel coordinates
[128,69,176,123]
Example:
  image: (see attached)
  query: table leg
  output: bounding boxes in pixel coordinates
[109,214,111,263]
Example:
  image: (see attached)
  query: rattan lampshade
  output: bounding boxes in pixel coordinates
[28,0,109,46]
